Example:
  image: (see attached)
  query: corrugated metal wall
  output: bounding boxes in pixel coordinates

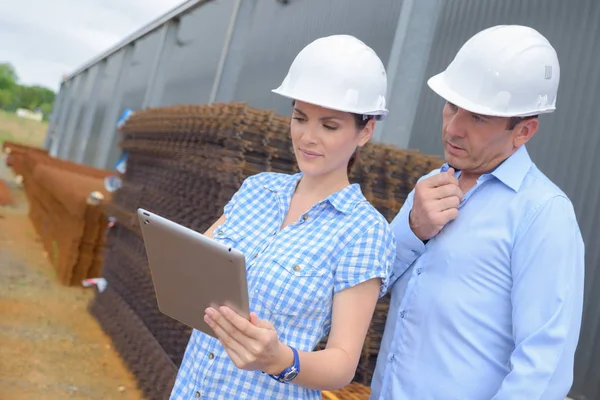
[408,1,599,398]
[44,0,599,397]
[231,0,403,116]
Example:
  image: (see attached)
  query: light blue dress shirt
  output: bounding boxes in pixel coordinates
[371,145,585,400]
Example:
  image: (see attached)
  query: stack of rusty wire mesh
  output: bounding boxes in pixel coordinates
[4,143,114,286]
[89,102,442,399]
[0,179,12,206]
[2,140,48,176]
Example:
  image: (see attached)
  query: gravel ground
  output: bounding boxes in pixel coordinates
[0,158,144,400]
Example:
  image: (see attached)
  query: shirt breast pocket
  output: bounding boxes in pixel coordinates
[254,254,331,317]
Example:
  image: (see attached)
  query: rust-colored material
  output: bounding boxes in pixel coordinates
[322,382,371,400]
[3,143,114,286]
[0,179,13,205]
[0,163,143,400]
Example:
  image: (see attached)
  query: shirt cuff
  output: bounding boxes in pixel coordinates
[392,209,425,275]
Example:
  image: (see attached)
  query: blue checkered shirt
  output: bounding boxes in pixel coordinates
[170,172,396,400]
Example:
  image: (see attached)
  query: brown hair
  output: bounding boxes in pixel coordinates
[507,115,538,130]
[347,113,372,174]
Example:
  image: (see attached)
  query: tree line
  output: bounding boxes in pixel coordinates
[0,63,56,120]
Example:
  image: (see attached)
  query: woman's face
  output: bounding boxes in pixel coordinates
[290,101,374,178]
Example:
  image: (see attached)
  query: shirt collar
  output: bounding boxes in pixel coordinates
[263,172,364,214]
[440,145,532,192]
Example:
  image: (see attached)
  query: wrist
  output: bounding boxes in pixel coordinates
[264,342,294,375]
[408,211,421,238]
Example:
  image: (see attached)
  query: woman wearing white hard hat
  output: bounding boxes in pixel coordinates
[170,35,395,399]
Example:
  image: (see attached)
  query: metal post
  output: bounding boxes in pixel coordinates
[210,0,257,103]
[372,0,444,148]
[142,20,181,108]
[94,45,134,169]
[73,63,105,164]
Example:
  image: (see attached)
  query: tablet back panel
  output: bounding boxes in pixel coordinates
[137,208,249,338]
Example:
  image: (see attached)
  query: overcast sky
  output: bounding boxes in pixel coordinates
[0,0,187,92]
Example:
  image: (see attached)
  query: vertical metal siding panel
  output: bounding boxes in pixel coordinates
[49,81,73,157]
[119,32,161,114]
[82,51,124,166]
[57,73,86,159]
[406,1,599,397]
[43,84,66,150]
[159,1,235,107]
[68,64,101,161]
[232,0,404,116]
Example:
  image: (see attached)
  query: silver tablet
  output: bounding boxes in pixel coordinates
[137,208,249,338]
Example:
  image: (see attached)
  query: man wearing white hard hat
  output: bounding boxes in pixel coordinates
[371,25,585,399]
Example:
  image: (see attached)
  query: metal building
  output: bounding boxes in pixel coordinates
[45,0,600,398]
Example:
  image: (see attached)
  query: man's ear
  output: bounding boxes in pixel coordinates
[513,118,539,148]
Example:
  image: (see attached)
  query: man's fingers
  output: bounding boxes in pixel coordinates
[432,183,463,201]
[422,170,459,188]
[438,207,459,223]
[437,195,461,212]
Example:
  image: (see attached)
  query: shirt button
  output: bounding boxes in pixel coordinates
[302,214,308,221]
[417,268,422,275]
[216,230,223,235]
[208,352,214,360]
[389,354,396,363]
[400,311,405,318]
[195,391,201,398]
[293,265,301,272]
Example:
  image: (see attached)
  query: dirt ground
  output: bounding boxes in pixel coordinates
[0,158,143,400]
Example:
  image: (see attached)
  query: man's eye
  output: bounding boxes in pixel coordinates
[292,117,306,122]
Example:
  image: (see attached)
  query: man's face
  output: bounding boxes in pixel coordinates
[441,102,537,176]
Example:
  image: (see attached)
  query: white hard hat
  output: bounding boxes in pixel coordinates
[272,35,389,120]
[427,25,560,117]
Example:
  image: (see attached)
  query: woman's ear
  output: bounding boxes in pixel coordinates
[358,119,375,147]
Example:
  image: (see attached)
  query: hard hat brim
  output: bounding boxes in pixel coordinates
[427,72,554,118]
[271,88,389,121]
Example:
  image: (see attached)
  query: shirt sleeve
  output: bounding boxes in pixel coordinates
[333,220,396,298]
[490,195,585,400]
[388,188,425,285]
[223,173,262,217]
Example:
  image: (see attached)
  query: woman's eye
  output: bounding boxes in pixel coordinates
[292,116,306,122]
[323,125,337,131]
[472,115,484,123]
